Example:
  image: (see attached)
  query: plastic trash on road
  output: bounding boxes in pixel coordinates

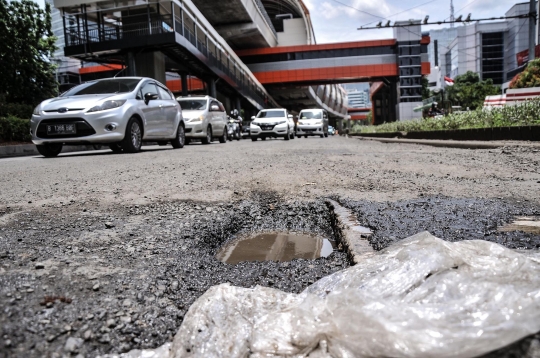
[115,232,540,358]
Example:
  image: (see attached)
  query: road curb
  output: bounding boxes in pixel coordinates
[327,199,375,264]
[350,125,540,141]
[355,137,540,149]
[0,144,98,158]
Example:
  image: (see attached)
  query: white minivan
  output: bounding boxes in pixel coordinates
[176,95,228,144]
[250,108,295,141]
[296,108,329,138]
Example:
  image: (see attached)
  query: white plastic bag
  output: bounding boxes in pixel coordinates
[171,232,540,358]
[112,232,540,358]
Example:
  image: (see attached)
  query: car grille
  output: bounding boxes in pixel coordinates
[36,118,96,138]
[43,108,84,113]
[260,125,275,131]
[185,128,192,133]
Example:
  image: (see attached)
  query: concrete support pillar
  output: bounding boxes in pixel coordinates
[126,52,136,77]
[180,73,188,97]
[208,79,217,98]
[134,52,166,84]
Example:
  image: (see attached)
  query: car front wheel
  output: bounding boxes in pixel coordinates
[36,144,63,157]
[171,123,185,149]
[219,127,227,143]
[121,117,142,153]
[202,126,212,145]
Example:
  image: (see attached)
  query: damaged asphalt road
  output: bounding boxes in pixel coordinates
[0,137,539,357]
[0,194,350,357]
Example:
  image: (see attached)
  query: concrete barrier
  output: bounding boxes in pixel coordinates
[351,125,540,141]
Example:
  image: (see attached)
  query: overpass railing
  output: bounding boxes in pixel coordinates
[253,0,277,38]
[62,0,277,109]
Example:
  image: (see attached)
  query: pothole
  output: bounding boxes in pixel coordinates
[499,217,540,234]
[216,232,335,264]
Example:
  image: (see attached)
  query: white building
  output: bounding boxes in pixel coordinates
[45,0,81,89]
[430,2,537,89]
[346,89,371,108]
[426,27,458,89]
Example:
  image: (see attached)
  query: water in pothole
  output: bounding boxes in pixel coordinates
[216,232,335,264]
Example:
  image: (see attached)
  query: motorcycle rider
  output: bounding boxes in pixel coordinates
[230,109,242,139]
[428,102,443,117]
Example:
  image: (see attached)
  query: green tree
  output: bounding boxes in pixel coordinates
[0,0,57,106]
[421,75,430,99]
[509,58,540,89]
[366,110,373,124]
[445,71,500,110]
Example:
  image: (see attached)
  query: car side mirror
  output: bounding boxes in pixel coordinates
[210,104,220,111]
[251,116,255,120]
[144,92,159,104]
[287,114,293,119]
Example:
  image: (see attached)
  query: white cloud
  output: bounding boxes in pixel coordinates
[315,0,393,23]
[305,0,523,44]
[319,2,342,19]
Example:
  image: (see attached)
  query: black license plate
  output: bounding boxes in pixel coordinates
[47,124,77,135]
[303,129,314,132]
[261,126,273,131]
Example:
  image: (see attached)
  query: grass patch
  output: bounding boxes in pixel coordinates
[354,99,540,134]
[0,116,31,143]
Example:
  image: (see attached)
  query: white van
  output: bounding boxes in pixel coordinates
[296,109,328,138]
[176,95,228,144]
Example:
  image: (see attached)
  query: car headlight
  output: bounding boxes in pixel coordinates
[87,100,126,113]
[276,121,286,125]
[33,104,41,116]
[251,122,260,126]
[189,115,204,122]
[314,121,322,125]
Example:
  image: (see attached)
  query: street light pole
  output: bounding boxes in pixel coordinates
[529,0,536,61]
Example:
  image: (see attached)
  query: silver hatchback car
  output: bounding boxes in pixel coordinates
[30,77,185,157]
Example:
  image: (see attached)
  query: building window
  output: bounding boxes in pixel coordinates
[445,51,452,77]
[482,32,504,85]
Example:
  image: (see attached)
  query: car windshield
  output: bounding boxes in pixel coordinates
[299,111,322,119]
[61,79,141,96]
[257,110,285,118]
[178,99,207,110]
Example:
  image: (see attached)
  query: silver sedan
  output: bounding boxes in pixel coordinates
[30,77,185,157]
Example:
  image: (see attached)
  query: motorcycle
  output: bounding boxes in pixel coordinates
[227,110,242,141]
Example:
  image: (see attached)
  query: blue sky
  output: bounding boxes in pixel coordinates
[37,0,525,44]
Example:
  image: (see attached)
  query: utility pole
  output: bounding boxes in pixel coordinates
[450,0,455,28]
[529,0,536,61]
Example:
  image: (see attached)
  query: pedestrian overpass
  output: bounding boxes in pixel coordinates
[59,0,282,113]
[236,37,430,120]
[54,0,429,121]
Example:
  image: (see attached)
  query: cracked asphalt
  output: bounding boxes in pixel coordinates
[0,136,539,357]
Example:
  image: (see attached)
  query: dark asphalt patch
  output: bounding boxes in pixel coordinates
[0,192,349,357]
[336,195,540,251]
[335,195,540,357]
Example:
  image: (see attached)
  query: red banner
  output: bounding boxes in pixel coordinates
[517,45,540,66]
